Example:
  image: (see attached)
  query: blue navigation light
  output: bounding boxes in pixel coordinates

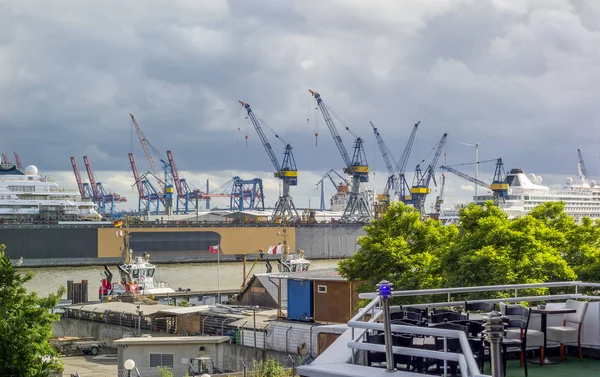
[378,280,392,300]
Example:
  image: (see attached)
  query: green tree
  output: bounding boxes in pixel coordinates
[0,244,64,377]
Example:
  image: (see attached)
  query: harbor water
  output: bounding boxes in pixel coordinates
[23,259,343,299]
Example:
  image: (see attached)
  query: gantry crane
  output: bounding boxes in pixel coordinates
[577,149,589,179]
[309,90,371,222]
[440,158,509,205]
[129,153,162,215]
[315,169,348,210]
[240,101,298,222]
[410,133,448,215]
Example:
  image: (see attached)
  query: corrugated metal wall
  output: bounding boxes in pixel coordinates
[296,224,365,259]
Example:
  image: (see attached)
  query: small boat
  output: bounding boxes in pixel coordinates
[99,218,174,300]
[277,249,311,273]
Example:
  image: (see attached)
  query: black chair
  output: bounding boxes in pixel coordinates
[465,301,495,320]
[392,334,414,371]
[366,333,386,367]
[391,318,421,326]
[430,322,467,375]
[403,306,428,319]
[431,311,467,323]
[503,306,544,377]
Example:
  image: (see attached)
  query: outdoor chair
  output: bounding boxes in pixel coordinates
[465,301,495,320]
[365,333,386,367]
[546,299,589,362]
[505,305,544,376]
[431,311,467,323]
[430,322,468,375]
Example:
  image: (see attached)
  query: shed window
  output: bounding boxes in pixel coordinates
[150,353,174,368]
[317,285,327,293]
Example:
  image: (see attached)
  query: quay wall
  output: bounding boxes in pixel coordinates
[1,223,366,267]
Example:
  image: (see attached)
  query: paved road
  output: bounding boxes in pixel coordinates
[62,351,118,377]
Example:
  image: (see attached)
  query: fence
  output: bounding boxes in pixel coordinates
[117,367,296,377]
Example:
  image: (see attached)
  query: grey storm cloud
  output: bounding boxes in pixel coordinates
[1,0,599,186]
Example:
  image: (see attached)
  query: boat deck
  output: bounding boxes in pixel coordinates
[505,358,597,377]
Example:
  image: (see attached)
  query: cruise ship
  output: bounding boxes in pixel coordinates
[0,162,101,222]
[439,163,600,224]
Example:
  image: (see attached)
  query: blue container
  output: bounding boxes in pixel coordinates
[287,279,314,321]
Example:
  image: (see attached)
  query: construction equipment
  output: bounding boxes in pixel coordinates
[230,176,265,212]
[309,90,371,222]
[434,173,445,213]
[410,133,448,215]
[315,169,348,210]
[440,158,508,205]
[240,101,298,222]
[129,153,162,215]
[577,149,589,179]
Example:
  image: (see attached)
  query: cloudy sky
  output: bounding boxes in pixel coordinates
[1,0,599,212]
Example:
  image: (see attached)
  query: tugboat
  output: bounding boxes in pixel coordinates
[99,217,175,300]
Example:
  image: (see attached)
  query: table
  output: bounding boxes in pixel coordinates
[529,307,576,365]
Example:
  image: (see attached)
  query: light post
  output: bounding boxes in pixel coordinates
[124,359,135,377]
[136,303,143,336]
[484,310,506,377]
[377,280,394,372]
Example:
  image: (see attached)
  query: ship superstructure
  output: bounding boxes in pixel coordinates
[439,162,600,223]
[0,162,101,222]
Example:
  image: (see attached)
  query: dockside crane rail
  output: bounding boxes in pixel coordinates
[577,149,589,179]
[410,133,448,215]
[239,100,298,222]
[309,89,371,222]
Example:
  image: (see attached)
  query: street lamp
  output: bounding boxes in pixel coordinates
[124,359,135,377]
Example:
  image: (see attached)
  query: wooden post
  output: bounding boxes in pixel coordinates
[242,254,247,287]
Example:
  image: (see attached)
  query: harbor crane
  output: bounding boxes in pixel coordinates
[410,133,448,215]
[440,158,509,205]
[13,153,22,170]
[1,153,8,164]
[577,149,589,179]
[434,173,445,214]
[78,156,126,216]
[315,169,348,210]
[240,101,298,222]
[309,90,371,222]
[129,152,162,215]
[370,120,420,216]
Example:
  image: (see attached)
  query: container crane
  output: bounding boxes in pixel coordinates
[309,90,371,222]
[315,169,348,210]
[410,133,448,215]
[1,153,8,164]
[129,114,174,215]
[440,158,509,205]
[239,101,298,222]
[577,149,589,179]
[82,156,126,216]
[70,157,87,199]
[13,153,22,170]
[129,153,162,215]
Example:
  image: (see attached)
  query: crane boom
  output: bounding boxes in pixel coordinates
[130,114,159,177]
[309,90,352,167]
[70,157,86,198]
[13,153,22,170]
[239,101,281,171]
[440,165,491,189]
[82,156,99,199]
[577,149,589,179]
[395,122,420,177]
[370,121,395,175]
[129,153,145,198]
[421,133,448,188]
[1,153,8,164]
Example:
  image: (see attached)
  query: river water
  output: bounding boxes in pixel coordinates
[23,259,343,299]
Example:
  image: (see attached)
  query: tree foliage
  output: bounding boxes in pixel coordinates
[0,244,65,377]
[338,201,600,303]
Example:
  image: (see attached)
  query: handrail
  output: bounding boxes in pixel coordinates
[358,281,599,300]
[348,321,485,377]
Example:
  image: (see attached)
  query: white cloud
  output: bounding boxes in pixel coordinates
[460,184,475,192]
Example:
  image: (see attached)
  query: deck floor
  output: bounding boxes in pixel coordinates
[503,358,597,377]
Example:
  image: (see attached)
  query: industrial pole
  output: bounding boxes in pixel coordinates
[252,306,258,359]
[377,280,394,372]
[485,310,505,377]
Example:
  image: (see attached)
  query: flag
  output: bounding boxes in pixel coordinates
[209,245,219,253]
[274,244,283,254]
[113,220,123,228]
[267,246,275,254]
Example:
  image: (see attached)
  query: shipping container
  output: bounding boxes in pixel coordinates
[287,279,314,321]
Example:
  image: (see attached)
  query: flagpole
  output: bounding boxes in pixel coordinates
[217,243,221,304]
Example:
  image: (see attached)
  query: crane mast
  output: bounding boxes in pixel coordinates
[440,158,508,205]
[13,153,22,170]
[434,174,445,213]
[240,101,298,222]
[309,90,371,223]
[411,133,448,215]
